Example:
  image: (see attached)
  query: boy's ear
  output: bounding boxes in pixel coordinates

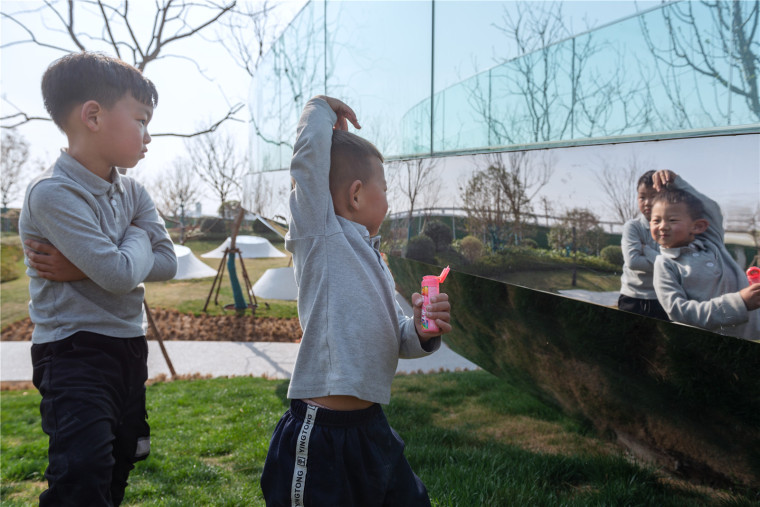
[348,179,363,211]
[80,100,103,131]
[693,218,709,235]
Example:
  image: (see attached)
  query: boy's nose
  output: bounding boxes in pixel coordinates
[144,131,151,144]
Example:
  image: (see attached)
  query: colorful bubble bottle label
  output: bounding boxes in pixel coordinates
[747,267,760,285]
[420,266,449,333]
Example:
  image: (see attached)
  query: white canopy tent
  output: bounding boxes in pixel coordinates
[173,244,218,280]
[201,235,287,259]
[251,267,298,301]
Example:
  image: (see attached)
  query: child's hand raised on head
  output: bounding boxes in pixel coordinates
[652,170,678,191]
[314,95,361,131]
[739,283,760,311]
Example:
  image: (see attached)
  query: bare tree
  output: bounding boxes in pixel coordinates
[594,152,653,225]
[154,157,202,243]
[464,1,650,148]
[640,0,760,125]
[0,0,251,136]
[388,157,441,241]
[461,151,554,249]
[245,171,274,217]
[185,128,246,218]
[1,130,29,211]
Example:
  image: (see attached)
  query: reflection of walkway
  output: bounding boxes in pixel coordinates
[558,290,619,307]
[1,341,479,382]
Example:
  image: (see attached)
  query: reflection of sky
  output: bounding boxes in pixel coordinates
[434,134,759,230]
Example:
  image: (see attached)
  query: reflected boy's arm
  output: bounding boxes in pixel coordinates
[654,257,750,329]
[621,220,657,271]
[739,284,760,311]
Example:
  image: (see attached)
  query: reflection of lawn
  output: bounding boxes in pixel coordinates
[493,268,620,293]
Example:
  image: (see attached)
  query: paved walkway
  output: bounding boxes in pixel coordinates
[1,293,479,382]
[1,340,479,382]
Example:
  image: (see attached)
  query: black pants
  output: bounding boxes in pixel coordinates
[617,294,670,321]
[261,399,431,507]
[31,331,150,506]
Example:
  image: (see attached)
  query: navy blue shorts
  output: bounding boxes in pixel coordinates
[261,399,430,507]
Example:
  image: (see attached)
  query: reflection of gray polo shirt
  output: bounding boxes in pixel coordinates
[652,178,759,341]
[620,215,659,299]
[19,151,177,344]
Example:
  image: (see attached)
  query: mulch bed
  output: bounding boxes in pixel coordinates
[0,308,302,343]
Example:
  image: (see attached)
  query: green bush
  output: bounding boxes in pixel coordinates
[459,235,485,263]
[600,245,624,268]
[406,235,436,264]
[1,242,24,283]
[521,238,539,249]
[422,220,453,252]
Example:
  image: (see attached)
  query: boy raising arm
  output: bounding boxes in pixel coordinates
[18,52,177,506]
[650,171,760,340]
[261,96,451,506]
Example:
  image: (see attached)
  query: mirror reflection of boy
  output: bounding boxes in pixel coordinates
[260,96,452,506]
[618,170,672,321]
[650,172,760,340]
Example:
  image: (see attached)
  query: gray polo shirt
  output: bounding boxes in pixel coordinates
[19,150,177,344]
[620,215,660,299]
[285,98,440,405]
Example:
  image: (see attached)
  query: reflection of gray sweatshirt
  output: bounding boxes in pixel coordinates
[620,215,659,299]
[19,151,177,344]
[653,177,759,341]
[285,98,440,404]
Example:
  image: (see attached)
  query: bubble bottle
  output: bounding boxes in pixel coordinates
[421,266,450,333]
[747,266,760,285]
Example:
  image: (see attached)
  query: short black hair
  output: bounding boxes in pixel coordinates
[651,189,705,220]
[329,129,383,193]
[637,170,656,189]
[41,52,158,129]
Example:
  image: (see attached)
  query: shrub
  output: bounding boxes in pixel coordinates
[199,217,228,235]
[459,235,485,263]
[1,242,23,282]
[405,235,436,264]
[601,245,624,267]
[422,220,453,252]
[521,238,539,249]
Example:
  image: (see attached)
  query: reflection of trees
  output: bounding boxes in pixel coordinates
[460,151,553,248]
[548,208,606,255]
[387,158,441,241]
[252,4,335,156]
[640,0,760,125]
[594,153,653,225]
[467,1,649,146]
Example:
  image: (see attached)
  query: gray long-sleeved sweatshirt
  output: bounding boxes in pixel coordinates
[285,98,440,405]
[620,215,660,299]
[653,177,759,341]
[19,150,177,344]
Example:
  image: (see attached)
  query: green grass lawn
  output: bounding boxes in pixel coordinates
[0,237,298,329]
[1,371,749,506]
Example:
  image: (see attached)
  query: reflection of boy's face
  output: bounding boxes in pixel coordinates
[637,184,657,220]
[649,200,704,249]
